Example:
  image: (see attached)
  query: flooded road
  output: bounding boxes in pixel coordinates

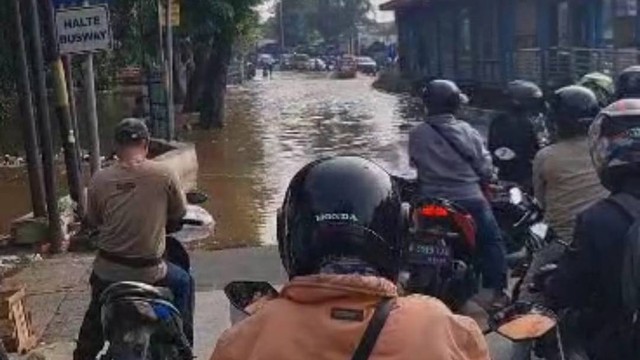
[0,72,424,247]
[193,73,422,249]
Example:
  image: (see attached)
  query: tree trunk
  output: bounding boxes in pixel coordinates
[183,46,211,113]
[199,40,232,128]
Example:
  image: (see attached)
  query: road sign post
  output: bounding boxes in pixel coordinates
[55,5,112,54]
[55,4,111,176]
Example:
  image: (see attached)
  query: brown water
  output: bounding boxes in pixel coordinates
[0,73,423,247]
[190,73,422,249]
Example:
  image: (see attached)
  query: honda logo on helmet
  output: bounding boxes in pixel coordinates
[315,213,359,222]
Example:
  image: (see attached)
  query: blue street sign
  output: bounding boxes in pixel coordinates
[53,0,110,8]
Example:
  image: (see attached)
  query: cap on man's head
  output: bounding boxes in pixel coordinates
[114,118,150,145]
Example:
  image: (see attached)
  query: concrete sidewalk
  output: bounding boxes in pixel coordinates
[10,247,512,359]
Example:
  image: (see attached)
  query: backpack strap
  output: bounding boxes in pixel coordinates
[351,297,395,360]
[609,193,640,221]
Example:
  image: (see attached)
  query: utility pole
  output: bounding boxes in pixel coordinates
[83,0,101,175]
[279,0,286,51]
[26,0,64,248]
[12,0,46,218]
[62,55,82,167]
[165,0,175,141]
[43,0,87,241]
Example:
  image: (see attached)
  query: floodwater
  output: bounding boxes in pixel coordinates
[191,73,422,249]
[0,72,424,247]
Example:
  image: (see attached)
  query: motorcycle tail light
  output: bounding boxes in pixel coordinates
[419,205,449,217]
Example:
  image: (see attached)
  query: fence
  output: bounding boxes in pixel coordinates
[513,47,640,88]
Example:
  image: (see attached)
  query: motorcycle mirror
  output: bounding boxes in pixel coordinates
[186,191,208,205]
[495,305,557,342]
[224,281,279,315]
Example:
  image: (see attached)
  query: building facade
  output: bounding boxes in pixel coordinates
[381,0,640,89]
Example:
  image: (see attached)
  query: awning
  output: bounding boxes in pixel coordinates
[379,0,426,11]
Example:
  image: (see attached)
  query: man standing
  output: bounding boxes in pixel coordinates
[74,118,192,359]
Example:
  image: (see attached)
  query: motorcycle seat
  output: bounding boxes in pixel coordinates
[100,281,174,305]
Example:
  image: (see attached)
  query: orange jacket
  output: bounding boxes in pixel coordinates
[211,274,490,360]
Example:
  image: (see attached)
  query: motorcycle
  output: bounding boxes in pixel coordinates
[398,198,479,310]
[98,191,210,360]
[490,182,549,272]
[503,264,590,360]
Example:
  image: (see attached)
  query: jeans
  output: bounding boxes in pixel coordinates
[455,197,508,291]
[73,262,194,360]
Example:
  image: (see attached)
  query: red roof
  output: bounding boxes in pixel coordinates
[379,0,427,11]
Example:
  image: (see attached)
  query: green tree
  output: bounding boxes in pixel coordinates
[314,0,372,45]
[179,0,262,128]
[270,0,373,50]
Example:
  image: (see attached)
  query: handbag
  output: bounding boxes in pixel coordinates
[351,297,395,360]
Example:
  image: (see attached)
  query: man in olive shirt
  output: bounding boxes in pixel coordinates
[74,118,192,359]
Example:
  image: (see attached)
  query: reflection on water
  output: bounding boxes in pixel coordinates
[191,73,422,249]
[0,73,423,247]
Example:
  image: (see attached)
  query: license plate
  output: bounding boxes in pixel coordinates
[408,243,451,266]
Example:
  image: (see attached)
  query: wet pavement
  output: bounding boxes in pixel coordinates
[18,248,514,360]
[188,72,423,249]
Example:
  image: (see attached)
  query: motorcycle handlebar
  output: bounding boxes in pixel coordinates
[181,218,205,226]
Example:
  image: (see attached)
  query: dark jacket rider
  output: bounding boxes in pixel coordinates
[488,80,543,189]
[545,98,640,359]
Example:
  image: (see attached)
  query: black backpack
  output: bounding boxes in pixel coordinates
[607,193,640,357]
[609,193,640,315]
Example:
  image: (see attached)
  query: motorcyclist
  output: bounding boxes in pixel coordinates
[616,65,640,100]
[532,85,608,246]
[488,80,544,190]
[578,72,615,107]
[543,98,640,359]
[409,79,508,308]
[211,156,490,360]
[74,118,193,360]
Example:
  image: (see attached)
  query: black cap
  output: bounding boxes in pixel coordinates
[114,118,150,145]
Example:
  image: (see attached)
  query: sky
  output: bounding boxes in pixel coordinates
[257,0,395,23]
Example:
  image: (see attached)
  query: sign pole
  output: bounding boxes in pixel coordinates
[84,52,101,174]
[26,0,64,249]
[83,0,101,175]
[44,0,87,233]
[12,0,47,218]
[165,0,175,141]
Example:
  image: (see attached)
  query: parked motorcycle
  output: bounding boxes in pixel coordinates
[399,198,479,310]
[98,191,209,360]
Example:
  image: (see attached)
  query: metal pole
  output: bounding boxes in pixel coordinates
[26,0,64,248]
[13,0,46,218]
[280,0,286,50]
[166,0,175,141]
[84,54,101,174]
[62,55,82,163]
[83,0,101,175]
[43,0,87,239]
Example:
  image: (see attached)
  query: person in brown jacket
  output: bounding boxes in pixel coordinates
[211,156,490,360]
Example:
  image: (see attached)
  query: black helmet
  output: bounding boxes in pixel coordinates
[616,66,640,100]
[277,156,406,281]
[422,79,469,115]
[548,85,600,139]
[505,80,544,112]
[589,99,640,190]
